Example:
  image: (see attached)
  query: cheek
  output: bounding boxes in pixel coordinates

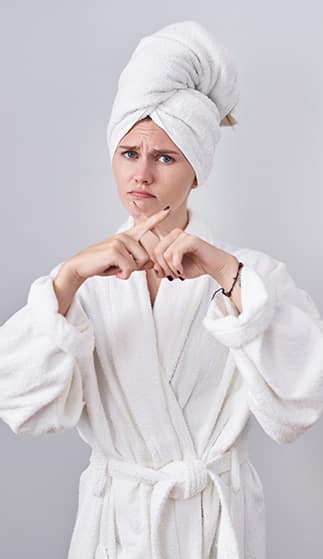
[112,165,128,198]
[112,154,128,173]
[163,165,193,190]
[113,160,129,186]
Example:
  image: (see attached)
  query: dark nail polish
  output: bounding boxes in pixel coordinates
[179,277,185,281]
[176,270,181,275]
[166,275,174,281]
[163,205,170,211]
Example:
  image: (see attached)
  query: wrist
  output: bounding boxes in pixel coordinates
[59,261,85,289]
[53,262,84,316]
[208,253,243,314]
[210,253,240,290]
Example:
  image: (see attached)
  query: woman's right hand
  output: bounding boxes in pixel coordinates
[66,207,171,283]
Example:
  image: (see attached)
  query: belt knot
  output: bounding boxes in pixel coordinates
[159,458,208,500]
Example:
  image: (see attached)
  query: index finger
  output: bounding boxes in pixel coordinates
[131,201,167,240]
[131,204,171,241]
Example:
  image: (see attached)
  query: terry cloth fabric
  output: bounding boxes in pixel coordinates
[1,208,323,558]
[106,20,240,186]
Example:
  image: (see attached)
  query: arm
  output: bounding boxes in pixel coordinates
[53,261,85,316]
[203,250,323,444]
[0,262,95,435]
[208,253,243,314]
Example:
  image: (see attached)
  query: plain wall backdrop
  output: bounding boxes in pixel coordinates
[0,1,322,557]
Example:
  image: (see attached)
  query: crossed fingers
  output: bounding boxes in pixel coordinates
[131,202,168,242]
[131,201,185,279]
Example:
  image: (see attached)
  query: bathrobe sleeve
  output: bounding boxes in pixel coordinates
[202,249,323,444]
[0,262,95,436]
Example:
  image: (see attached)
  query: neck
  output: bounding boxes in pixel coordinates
[135,206,190,235]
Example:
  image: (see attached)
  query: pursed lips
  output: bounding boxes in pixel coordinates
[129,191,156,197]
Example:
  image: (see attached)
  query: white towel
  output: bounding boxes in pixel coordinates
[106,20,239,186]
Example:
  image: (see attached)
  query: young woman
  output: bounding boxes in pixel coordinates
[1,20,323,559]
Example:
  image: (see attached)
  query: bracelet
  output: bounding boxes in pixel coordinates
[210,261,244,302]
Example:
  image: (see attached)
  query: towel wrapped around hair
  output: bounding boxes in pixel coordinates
[106,20,240,186]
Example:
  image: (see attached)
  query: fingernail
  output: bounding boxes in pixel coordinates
[163,205,170,211]
[179,277,185,281]
[154,269,159,274]
[176,270,181,275]
[166,275,174,281]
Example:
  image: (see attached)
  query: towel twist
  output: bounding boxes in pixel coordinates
[107,20,239,186]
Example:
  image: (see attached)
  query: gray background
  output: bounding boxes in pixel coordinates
[1,1,322,557]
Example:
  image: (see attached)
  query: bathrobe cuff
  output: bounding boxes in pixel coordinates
[202,263,276,348]
[26,274,95,358]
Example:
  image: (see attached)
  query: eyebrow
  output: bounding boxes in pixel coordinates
[118,144,180,155]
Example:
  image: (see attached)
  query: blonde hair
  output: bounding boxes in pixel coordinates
[220,110,238,127]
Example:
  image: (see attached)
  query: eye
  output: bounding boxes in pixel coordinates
[120,150,175,163]
[159,154,174,164]
[121,150,137,159]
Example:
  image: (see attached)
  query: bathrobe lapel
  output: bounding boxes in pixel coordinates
[151,269,210,383]
[107,208,217,464]
[91,209,250,559]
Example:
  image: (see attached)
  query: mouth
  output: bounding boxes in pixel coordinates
[129,191,156,199]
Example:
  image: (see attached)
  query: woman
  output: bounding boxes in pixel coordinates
[1,20,323,559]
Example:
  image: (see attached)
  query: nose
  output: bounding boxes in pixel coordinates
[133,156,154,184]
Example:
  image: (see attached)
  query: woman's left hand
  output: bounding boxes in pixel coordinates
[150,227,234,280]
[132,204,236,281]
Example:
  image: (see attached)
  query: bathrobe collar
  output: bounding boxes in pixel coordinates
[107,207,221,465]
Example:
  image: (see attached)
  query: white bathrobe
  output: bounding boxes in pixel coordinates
[1,207,323,559]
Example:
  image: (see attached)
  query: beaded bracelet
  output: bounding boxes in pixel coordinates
[210,261,244,302]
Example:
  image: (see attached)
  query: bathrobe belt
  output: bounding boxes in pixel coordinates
[93,438,249,559]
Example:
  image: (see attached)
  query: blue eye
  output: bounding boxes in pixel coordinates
[121,151,174,163]
[122,150,137,159]
[159,154,174,163]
